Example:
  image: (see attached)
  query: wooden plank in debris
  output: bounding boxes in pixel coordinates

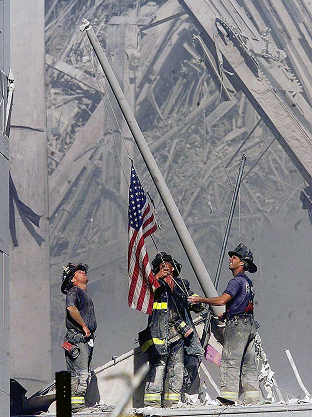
[150,91,219,152]
[49,100,105,216]
[298,21,312,49]
[204,97,238,128]
[226,0,261,40]
[210,0,266,54]
[221,127,247,142]
[244,0,268,34]
[294,0,312,26]
[268,0,301,40]
[137,23,190,108]
[250,0,312,102]
[283,41,312,102]
[288,38,312,81]
[136,0,187,87]
[46,53,102,92]
[48,144,63,163]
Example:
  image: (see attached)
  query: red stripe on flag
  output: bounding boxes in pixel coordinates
[128,166,158,314]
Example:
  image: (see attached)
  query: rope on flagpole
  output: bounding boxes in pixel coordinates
[86,26,227,295]
[87,35,133,188]
[86,25,184,258]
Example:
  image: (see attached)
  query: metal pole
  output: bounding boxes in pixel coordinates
[214,154,246,289]
[80,19,223,314]
[201,155,246,344]
[285,349,311,399]
[5,69,14,135]
[109,363,150,417]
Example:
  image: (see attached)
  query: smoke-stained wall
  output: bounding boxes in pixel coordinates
[10,0,52,396]
[0,0,10,414]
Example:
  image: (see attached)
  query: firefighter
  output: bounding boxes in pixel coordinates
[142,252,204,408]
[188,243,261,405]
[61,263,97,412]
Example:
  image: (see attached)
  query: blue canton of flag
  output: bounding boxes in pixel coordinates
[128,170,146,231]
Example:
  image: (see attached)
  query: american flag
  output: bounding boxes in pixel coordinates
[128,164,159,314]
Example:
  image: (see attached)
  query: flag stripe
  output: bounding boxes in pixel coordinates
[128,165,159,314]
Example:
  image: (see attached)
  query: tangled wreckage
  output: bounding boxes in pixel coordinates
[8,0,312,415]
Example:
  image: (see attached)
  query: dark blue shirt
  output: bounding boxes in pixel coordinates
[223,273,254,316]
[66,286,97,334]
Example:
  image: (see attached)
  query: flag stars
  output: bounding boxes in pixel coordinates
[128,167,148,231]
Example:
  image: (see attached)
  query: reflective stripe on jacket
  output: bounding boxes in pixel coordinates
[142,277,204,358]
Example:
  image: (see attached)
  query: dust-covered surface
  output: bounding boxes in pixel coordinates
[13,402,312,417]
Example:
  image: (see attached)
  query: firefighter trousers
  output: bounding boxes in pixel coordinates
[65,340,93,412]
[144,338,184,408]
[220,315,261,404]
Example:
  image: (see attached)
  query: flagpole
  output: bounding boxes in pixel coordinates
[201,155,246,345]
[80,19,223,315]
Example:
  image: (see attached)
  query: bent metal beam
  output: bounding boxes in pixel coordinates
[178,0,312,185]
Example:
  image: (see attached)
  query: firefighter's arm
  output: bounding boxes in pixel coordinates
[67,306,90,338]
[188,292,232,306]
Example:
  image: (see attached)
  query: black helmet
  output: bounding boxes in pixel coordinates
[61,262,88,294]
[228,243,257,273]
[151,252,182,277]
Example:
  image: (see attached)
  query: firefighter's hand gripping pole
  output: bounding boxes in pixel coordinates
[80,19,223,315]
